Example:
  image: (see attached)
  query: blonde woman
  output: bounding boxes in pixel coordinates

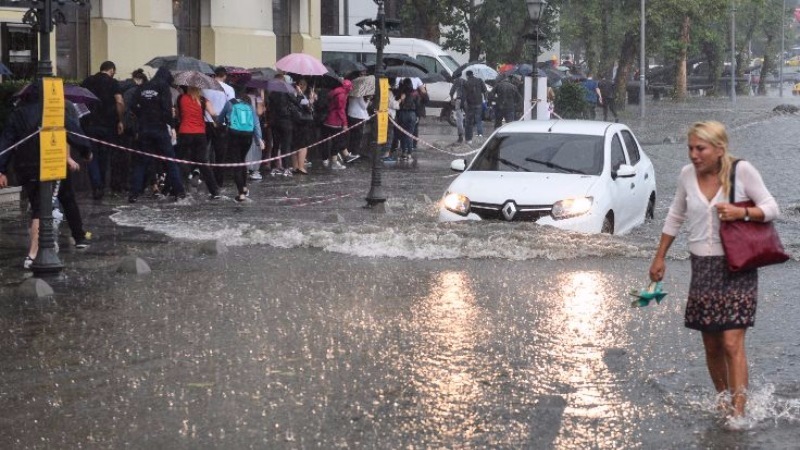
[649,121,779,420]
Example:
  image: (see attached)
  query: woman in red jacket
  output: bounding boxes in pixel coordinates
[321,79,352,170]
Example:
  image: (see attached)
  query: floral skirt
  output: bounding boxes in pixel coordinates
[685,254,758,332]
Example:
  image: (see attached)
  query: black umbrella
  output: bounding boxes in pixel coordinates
[249,67,278,79]
[326,58,367,76]
[384,65,429,79]
[383,54,428,72]
[307,68,343,90]
[145,55,215,74]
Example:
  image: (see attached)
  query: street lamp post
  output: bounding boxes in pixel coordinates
[640,0,646,120]
[21,0,85,275]
[525,0,547,120]
[780,0,786,97]
[365,0,389,208]
[731,0,736,106]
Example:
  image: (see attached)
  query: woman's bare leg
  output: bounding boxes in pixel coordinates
[721,329,748,417]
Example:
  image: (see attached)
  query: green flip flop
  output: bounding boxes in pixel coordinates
[629,281,667,307]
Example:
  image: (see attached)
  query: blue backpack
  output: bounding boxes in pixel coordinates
[228,99,255,133]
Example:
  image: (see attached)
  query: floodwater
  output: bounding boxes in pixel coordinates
[2,110,800,448]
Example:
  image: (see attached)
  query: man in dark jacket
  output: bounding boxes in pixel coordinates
[81,60,124,199]
[489,75,522,128]
[598,75,618,122]
[463,70,487,144]
[128,67,186,203]
[0,83,93,267]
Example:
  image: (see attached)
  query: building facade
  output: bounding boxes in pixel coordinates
[0,0,321,80]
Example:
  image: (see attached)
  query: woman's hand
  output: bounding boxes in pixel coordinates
[67,157,80,172]
[649,257,666,282]
[716,202,746,221]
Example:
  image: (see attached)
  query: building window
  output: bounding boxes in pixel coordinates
[173,0,200,58]
[56,3,90,79]
[321,0,339,35]
[2,23,35,79]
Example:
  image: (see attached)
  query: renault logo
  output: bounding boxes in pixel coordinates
[502,201,517,221]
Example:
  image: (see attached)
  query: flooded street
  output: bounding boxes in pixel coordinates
[2,100,800,448]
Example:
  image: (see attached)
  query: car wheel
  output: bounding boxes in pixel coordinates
[645,193,656,220]
[601,213,614,234]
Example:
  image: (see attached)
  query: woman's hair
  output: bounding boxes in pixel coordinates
[131,68,148,83]
[186,86,201,101]
[687,120,735,197]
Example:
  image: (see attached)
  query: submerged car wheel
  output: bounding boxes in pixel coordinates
[645,193,656,220]
[601,213,614,234]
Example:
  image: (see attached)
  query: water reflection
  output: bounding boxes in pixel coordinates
[547,271,635,446]
[406,271,486,441]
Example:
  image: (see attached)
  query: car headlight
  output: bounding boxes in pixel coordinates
[551,197,593,220]
[443,192,470,216]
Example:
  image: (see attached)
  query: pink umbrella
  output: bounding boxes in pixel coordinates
[275,53,328,76]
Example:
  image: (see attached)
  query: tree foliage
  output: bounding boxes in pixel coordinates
[395,0,792,100]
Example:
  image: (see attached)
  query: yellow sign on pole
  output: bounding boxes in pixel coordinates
[42,77,65,128]
[40,128,67,182]
[377,78,390,144]
[379,78,390,111]
[377,111,389,144]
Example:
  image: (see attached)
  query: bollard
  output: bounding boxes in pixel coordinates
[116,257,151,275]
[17,278,54,299]
[199,240,228,256]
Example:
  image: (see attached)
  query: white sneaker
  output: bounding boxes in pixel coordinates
[283,168,293,177]
[249,171,263,180]
[331,160,346,170]
[322,160,329,168]
[23,256,33,269]
[270,168,282,177]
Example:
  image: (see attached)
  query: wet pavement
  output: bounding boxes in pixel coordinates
[2,95,800,448]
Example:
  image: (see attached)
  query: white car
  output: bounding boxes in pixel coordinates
[439,120,657,234]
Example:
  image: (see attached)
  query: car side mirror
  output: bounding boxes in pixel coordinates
[614,164,636,179]
[450,159,466,172]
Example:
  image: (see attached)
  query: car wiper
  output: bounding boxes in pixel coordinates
[496,157,531,172]
[524,157,586,174]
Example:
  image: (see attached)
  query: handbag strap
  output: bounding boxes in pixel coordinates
[728,159,742,203]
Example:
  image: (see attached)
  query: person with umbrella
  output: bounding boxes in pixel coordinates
[80,60,125,200]
[128,67,187,203]
[175,86,221,199]
[320,79,352,170]
[0,82,94,268]
[209,67,235,187]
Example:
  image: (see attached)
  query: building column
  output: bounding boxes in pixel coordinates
[291,0,321,57]
[89,0,176,77]
[201,0,275,67]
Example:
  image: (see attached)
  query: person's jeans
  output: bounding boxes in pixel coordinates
[494,107,516,128]
[86,125,117,190]
[453,99,465,137]
[130,127,185,197]
[396,110,416,152]
[464,105,483,140]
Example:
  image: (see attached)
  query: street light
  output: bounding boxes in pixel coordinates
[20,0,88,275]
[525,0,547,120]
[362,1,400,209]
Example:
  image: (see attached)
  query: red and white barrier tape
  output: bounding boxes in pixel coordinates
[388,116,480,157]
[0,129,42,158]
[65,115,375,168]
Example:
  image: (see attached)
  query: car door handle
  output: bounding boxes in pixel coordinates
[630,183,635,189]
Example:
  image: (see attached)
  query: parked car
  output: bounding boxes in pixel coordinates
[438,120,657,234]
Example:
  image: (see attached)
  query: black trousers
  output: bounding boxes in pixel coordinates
[178,133,219,195]
[601,98,618,121]
[208,126,228,186]
[228,130,254,195]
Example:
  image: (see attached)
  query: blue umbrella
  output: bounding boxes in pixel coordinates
[0,62,12,76]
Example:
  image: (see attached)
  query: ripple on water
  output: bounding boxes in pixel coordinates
[110,206,654,261]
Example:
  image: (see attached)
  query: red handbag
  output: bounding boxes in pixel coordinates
[719,160,790,272]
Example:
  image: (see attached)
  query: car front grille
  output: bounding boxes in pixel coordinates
[470,201,553,222]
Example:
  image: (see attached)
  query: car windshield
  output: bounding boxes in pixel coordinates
[469,133,604,175]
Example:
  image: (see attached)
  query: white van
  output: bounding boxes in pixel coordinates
[321,35,461,108]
